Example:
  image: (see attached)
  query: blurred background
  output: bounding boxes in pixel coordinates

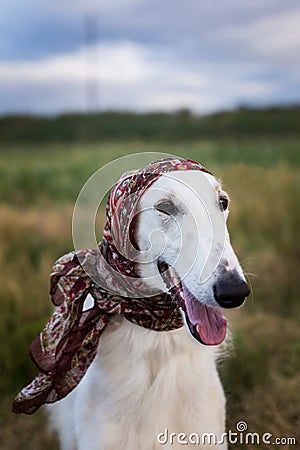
[0,1,300,449]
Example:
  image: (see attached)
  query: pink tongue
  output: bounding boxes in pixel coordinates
[182,284,227,345]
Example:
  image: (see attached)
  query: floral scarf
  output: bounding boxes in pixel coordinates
[12,157,211,414]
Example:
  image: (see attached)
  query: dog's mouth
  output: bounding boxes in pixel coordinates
[157,261,227,346]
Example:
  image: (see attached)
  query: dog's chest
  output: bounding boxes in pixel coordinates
[73,317,226,449]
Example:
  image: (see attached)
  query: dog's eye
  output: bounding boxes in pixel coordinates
[155,200,177,216]
[219,196,229,211]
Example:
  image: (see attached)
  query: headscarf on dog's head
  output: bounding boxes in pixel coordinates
[12,157,211,414]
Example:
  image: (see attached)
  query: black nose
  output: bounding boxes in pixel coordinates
[214,279,250,308]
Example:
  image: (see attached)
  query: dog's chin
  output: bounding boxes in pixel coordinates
[157,261,227,346]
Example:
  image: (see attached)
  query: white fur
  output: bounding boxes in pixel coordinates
[48,170,246,449]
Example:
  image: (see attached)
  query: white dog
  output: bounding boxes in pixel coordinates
[48,168,249,450]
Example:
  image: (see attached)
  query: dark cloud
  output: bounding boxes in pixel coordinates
[1,0,299,60]
[0,0,299,113]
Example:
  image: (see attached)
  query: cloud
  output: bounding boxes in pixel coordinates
[221,8,300,68]
[0,41,280,114]
[0,0,300,113]
[1,0,299,61]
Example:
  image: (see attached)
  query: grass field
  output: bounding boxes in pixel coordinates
[0,136,299,449]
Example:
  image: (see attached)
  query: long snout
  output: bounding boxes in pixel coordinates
[213,270,250,308]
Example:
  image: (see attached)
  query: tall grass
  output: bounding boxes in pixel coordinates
[0,138,299,449]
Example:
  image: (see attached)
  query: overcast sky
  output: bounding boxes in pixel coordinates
[1,0,300,115]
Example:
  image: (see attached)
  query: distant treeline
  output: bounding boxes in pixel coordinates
[0,105,300,144]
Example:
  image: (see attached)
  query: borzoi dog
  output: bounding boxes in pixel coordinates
[13,158,249,449]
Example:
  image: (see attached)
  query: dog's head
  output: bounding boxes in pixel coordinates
[133,169,250,345]
[13,157,251,415]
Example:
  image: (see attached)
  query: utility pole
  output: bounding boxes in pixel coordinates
[84,15,99,112]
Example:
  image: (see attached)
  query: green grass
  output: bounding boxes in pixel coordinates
[1,137,299,449]
[0,138,299,206]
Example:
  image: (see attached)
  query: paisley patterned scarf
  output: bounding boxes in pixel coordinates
[12,157,211,414]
